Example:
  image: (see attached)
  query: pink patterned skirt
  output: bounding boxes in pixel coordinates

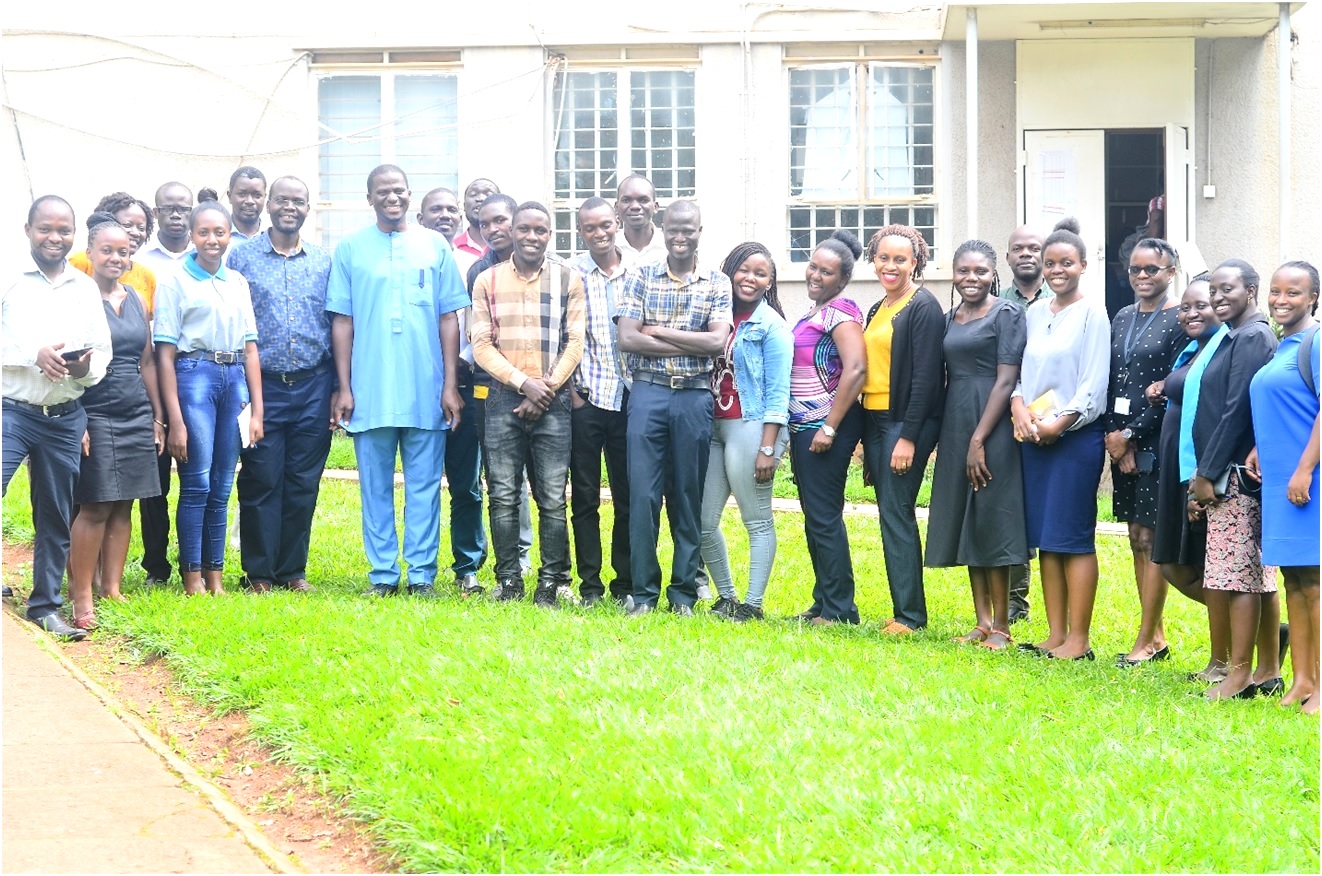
[1204,470,1278,593]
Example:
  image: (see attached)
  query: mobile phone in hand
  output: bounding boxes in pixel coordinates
[60,347,92,361]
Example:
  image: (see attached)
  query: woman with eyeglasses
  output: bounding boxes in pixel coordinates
[1189,259,1280,700]
[69,192,157,314]
[1106,239,1185,666]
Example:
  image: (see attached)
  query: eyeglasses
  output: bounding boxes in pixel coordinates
[1128,264,1172,277]
[155,205,189,216]
[272,197,309,209]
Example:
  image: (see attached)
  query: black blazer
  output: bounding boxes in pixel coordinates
[1191,313,1278,480]
[865,287,945,442]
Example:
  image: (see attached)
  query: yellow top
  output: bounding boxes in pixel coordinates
[69,251,157,316]
[861,288,916,410]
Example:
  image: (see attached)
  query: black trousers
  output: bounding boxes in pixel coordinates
[138,444,174,580]
[570,397,631,599]
[237,369,333,583]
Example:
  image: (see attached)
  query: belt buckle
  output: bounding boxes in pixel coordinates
[216,351,236,365]
[669,375,684,390]
[280,371,295,385]
[41,404,52,417]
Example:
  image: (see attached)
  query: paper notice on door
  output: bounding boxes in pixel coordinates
[1038,149,1077,221]
[238,404,254,448]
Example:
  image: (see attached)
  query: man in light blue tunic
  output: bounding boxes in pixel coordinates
[327,164,467,597]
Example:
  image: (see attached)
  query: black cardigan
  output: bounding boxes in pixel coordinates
[1191,313,1278,480]
[864,287,945,442]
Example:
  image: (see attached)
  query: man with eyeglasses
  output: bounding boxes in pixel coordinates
[133,181,195,587]
[226,176,332,594]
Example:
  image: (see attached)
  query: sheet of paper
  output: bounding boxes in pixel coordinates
[237,404,253,448]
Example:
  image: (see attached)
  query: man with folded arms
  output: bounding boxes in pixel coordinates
[470,201,585,607]
[228,176,332,594]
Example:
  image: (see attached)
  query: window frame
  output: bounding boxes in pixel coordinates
[312,54,461,250]
[785,55,941,267]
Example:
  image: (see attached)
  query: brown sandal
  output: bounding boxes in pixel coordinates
[979,630,1014,650]
[72,611,97,631]
[954,626,990,644]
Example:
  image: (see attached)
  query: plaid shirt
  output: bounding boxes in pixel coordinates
[470,258,586,391]
[616,261,733,378]
[572,250,630,411]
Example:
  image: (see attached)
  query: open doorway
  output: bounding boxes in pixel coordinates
[1104,129,1164,320]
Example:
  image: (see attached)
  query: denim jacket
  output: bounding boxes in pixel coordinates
[732,300,793,425]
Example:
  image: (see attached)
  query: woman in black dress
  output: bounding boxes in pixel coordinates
[67,215,165,629]
[1106,239,1185,666]
[925,240,1027,650]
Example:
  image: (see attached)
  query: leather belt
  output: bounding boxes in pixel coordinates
[3,397,80,418]
[179,349,245,364]
[263,361,331,385]
[633,370,711,391]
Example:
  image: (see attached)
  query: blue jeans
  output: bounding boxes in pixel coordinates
[2,400,85,618]
[862,410,940,629]
[483,384,572,586]
[445,382,486,576]
[174,358,247,571]
[627,381,713,609]
[353,427,445,585]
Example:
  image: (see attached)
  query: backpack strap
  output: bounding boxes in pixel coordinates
[1299,324,1319,397]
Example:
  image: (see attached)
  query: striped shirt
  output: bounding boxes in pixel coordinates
[616,261,733,378]
[470,258,586,392]
[572,250,630,411]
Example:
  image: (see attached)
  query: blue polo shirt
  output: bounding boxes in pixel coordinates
[227,231,332,374]
[153,254,258,354]
[325,224,467,432]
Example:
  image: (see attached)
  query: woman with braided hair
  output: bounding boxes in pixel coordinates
[698,242,793,622]
[69,191,158,313]
[925,239,1028,649]
[860,223,945,635]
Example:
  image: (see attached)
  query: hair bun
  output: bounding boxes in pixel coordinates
[1053,216,1081,235]
[198,187,219,203]
[86,210,119,230]
[831,229,863,259]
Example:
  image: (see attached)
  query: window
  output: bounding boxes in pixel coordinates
[787,63,935,262]
[550,68,696,257]
[317,72,459,248]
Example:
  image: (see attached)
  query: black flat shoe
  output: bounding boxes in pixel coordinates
[1116,645,1171,668]
[1048,648,1095,661]
[1017,642,1044,655]
[1255,677,1285,697]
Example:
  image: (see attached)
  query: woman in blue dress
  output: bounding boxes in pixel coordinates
[1247,260,1320,713]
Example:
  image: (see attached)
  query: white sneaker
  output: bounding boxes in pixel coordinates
[695,583,712,601]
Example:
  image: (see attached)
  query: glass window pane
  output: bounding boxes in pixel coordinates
[393,75,459,196]
[789,66,856,199]
[318,76,382,205]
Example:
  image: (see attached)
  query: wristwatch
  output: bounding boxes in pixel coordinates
[759,445,777,457]
[1121,428,1134,441]
[821,424,837,438]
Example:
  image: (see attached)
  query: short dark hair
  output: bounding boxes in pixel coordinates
[1044,216,1086,261]
[479,194,518,218]
[28,194,73,226]
[1278,260,1320,314]
[513,200,550,222]
[664,199,700,224]
[228,166,266,190]
[191,201,232,229]
[578,196,611,219]
[1133,237,1180,267]
[422,186,457,202]
[1215,258,1260,293]
[616,173,655,197]
[367,164,408,192]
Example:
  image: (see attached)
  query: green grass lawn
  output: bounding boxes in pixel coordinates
[3,468,1313,873]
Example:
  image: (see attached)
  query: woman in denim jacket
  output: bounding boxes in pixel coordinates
[700,242,793,621]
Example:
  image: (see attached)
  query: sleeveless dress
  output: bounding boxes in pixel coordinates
[1150,362,1205,566]
[74,287,162,503]
[925,298,1028,567]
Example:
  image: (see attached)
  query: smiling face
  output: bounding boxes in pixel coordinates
[1208,265,1255,327]
[662,208,700,262]
[266,178,309,237]
[511,208,551,269]
[731,252,773,310]
[114,202,149,255]
[88,225,132,283]
[615,178,657,235]
[872,235,917,295]
[576,203,618,260]
[190,207,231,269]
[1042,241,1086,297]
[1267,265,1318,333]
[1178,280,1218,340]
[953,249,996,306]
[367,170,410,231]
[478,200,514,256]
[1006,227,1045,283]
[1128,245,1176,303]
[228,175,266,226]
[26,200,76,271]
[805,246,845,303]
[418,190,462,240]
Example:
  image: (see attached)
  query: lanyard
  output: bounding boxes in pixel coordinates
[1122,299,1167,365]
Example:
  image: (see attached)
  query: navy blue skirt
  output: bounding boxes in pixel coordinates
[1021,422,1105,554]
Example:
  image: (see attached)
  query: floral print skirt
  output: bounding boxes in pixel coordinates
[1205,470,1278,593]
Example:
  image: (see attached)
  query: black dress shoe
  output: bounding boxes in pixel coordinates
[580,593,603,608]
[364,583,399,598]
[1255,677,1285,697]
[30,612,87,642]
[407,583,440,599]
[2,585,13,598]
[1047,648,1095,661]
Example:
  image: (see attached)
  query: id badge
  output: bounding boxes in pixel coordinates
[1114,397,1131,416]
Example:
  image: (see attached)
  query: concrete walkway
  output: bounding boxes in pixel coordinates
[2,610,293,875]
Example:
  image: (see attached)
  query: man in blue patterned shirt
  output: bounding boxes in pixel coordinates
[616,200,732,615]
[227,176,333,593]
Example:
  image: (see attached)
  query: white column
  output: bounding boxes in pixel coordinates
[1279,2,1291,262]
[966,7,979,239]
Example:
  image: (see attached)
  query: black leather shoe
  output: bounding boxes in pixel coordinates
[407,583,440,599]
[2,585,13,598]
[31,612,86,642]
[580,592,603,608]
[364,583,398,598]
[1255,677,1285,697]
[494,579,525,602]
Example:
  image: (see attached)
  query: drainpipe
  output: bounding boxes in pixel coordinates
[1278,2,1291,262]
[966,7,978,239]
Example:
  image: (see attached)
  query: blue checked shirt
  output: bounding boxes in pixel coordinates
[227,231,332,374]
[616,261,733,378]
[572,250,630,411]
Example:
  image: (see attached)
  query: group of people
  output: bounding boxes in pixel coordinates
[3,164,1318,712]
